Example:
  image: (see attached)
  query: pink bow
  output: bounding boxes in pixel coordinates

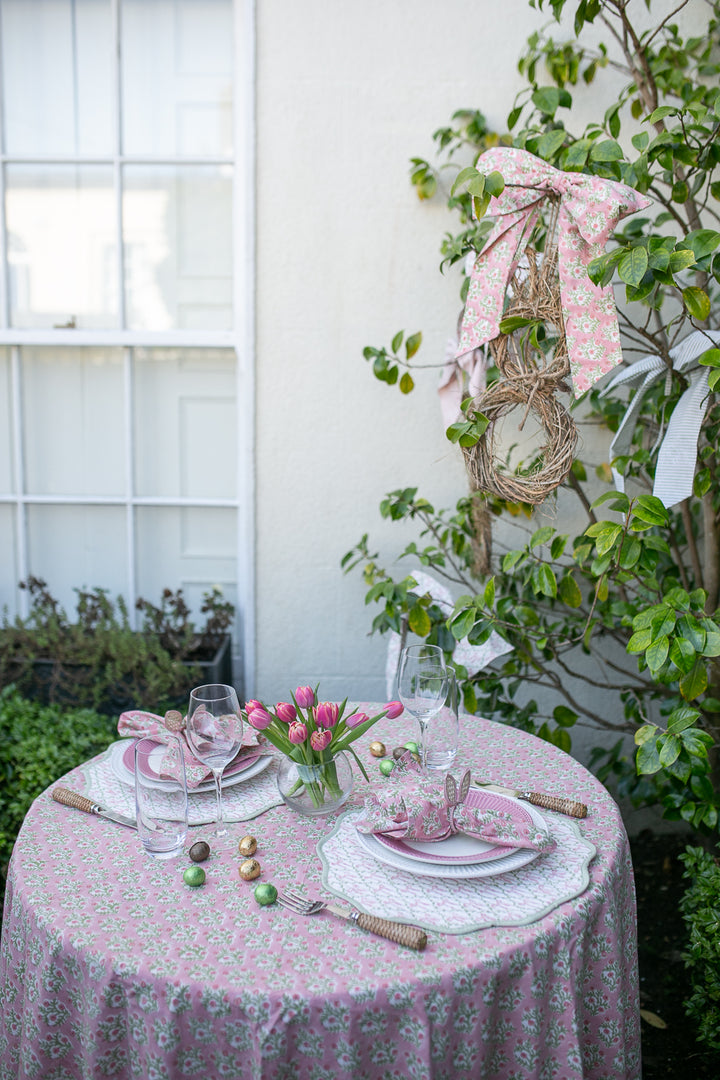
[457,147,651,396]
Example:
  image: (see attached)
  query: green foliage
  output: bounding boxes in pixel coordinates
[679,844,720,1050]
[0,687,117,909]
[0,578,234,714]
[354,0,720,839]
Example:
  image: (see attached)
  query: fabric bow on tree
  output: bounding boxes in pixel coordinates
[600,329,719,509]
[456,147,651,396]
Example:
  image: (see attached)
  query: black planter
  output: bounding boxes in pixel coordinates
[5,634,235,714]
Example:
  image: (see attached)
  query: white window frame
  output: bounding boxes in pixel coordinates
[0,0,256,693]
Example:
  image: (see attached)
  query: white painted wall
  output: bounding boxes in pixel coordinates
[251,0,706,737]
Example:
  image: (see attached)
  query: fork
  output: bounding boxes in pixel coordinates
[276,889,427,951]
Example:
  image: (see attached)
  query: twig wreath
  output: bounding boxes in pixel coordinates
[455,147,651,505]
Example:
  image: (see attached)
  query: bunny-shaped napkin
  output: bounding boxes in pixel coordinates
[356,756,555,853]
[118,710,261,789]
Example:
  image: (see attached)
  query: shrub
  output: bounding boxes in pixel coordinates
[679,844,720,1051]
[0,687,117,911]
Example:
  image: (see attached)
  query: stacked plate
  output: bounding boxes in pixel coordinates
[109,739,271,792]
[355,788,548,879]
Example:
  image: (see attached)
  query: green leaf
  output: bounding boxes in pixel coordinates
[632,494,668,527]
[631,132,649,152]
[451,166,480,197]
[502,550,525,572]
[530,526,555,549]
[697,348,720,368]
[634,724,657,746]
[679,661,708,701]
[618,246,649,287]
[590,139,623,161]
[537,129,567,159]
[595,523,623,556]
[484,170,505,197]
[683,230,720,260]
[646,636,669,672]
[399,372,414,394]
[550,534,568,559]
[667,706,701,734]
[669,637,697,675]
[498,315,535,334]
[532,87,569,116]
[450,608,475,641]
[484,577,495,609]
[658,733,681,766]
[646,105,676,124]
[618,536,641,569]
[636,738,662,775]
[672,181,689,203]
[405,332,422,359]
[668,248,697,273]
[682,287,711,321]
[532,563,557,598]
[553,705,578,728]
[627,629,653,654]
[558,573,582,608]
[391,330,404,354]
[407,604,431,637]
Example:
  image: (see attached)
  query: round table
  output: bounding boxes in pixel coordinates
[0,710,640,1080]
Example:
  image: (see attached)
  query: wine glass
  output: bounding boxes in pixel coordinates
[397,644,448,774]
[186,683,243,838]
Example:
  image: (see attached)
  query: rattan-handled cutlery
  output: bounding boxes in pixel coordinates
[52,786,137,829]
[276,889,427,951]
[474,780,587,819]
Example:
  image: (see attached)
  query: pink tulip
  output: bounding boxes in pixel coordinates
[275,701,297,723]
[247,707,273,730]
[345,712,369,729]
[385,701,404,719]
[295,686,315,709]
[288,721,308,744]
[244,699,264,714]
[314,702,340,729]
[310,729,332,752]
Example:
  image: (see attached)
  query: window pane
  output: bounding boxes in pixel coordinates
[27,505,129,604]
[123,165,232,330]
[0,347,13,492]
[121,0,233,157]
[1,0,113,156]
[135,506,237,616]
[6,165,118,329]
[23,347,125,496]
[134,348,236,498]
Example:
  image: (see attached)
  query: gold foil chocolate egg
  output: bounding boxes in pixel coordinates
[379,758,394,776]
[189,841,210,863]
[238,835,258,857]
[239,858,261,881]
[369,740,386,758]
[183,866,205,887]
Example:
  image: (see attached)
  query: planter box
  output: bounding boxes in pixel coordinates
[6,634,235,714]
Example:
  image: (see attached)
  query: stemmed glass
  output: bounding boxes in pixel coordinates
[186,683,243,838]
[397,644,448,775]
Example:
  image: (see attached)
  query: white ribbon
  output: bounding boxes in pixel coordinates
[601,330,719,509]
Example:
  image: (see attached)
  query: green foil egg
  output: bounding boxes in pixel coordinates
[183,865,206,888]
[379,758,394,777]
[254,882,278,906]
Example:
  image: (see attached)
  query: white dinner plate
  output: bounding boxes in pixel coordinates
[355,795,547,879]
[109,739,271,793]
[372,788,541,866]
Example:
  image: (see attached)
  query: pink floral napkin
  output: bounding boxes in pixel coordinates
[356,758,555,853]
[117,710,261,789]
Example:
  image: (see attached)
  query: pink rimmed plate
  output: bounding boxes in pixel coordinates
[112,739,270,792]
[370,788,542,867]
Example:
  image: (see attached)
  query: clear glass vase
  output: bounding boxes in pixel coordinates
[276,752,354,817]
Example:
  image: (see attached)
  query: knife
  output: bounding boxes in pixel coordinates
[474,780,588,819]
[52,786,137,829]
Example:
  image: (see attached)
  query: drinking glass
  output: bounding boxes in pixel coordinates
[424,668,460,772]
[186,683,243,838]
[135,734,188,859]
[397,644,448,774]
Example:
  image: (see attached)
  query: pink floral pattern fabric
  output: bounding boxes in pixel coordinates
[0,709,640,1080]
[457,147,651,396]
[356,758,555,852]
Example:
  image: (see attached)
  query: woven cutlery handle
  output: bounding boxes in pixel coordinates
[355,913,427,951]
[52,787,98,814]
[523,791,587,818]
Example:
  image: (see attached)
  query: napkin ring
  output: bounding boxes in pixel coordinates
[164,709,186,732]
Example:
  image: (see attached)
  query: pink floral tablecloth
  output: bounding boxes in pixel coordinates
[0,710,640,1080]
